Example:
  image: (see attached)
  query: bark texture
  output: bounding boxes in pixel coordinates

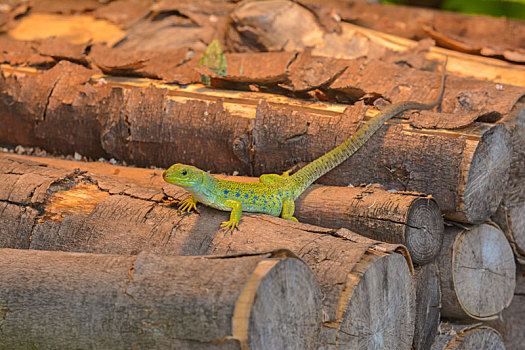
[0,248,323,349]
[436,224,515,320]
[0,154,415,350]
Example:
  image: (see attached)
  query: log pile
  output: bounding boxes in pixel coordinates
[0,0,524,349]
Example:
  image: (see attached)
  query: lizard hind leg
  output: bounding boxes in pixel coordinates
[281,199,299,222]
[259,169,292,184]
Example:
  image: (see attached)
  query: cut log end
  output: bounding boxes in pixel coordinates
[244,257,323,350]
[431,323,505,350]
[333,251,415,349]
[405,197,444,265]
[460,124,511,224]
[439,224,516,320]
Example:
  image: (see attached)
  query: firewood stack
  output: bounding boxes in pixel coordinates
[0,1,524,349]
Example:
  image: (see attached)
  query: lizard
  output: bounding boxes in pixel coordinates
[163,61,447,230]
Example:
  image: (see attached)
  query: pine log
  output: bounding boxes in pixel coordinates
[0,154,416,349]
[8,152,444,265]
[0,62,517,225]
[431,323,505,350]
[493,101,525,263]
[486,263,525,349]
[0,248,322,349]
[436,223,515,321]
[412,263,441,350]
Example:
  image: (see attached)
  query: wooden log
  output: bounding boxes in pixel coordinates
[0,248,322,349]
[412,263,441,350]
[296,184,444,265]
[486,263,525,349]
[0,154,416,349]
[493,101,525,263]
[431,323,505,350]
[8,152,445,265]
[0,62,518,225]
[436,223,515,321]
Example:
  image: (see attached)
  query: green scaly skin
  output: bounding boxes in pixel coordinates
[164,67,447,230]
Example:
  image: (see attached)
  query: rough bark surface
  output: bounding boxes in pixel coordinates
[436,224,516,320]
[0,154,415,350]
[412,263,441,350]
[0,248,322,349]
[431,323,505,350]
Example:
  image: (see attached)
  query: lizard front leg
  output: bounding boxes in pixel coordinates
[220,199,243,230]
[281,199,299,222]
[179,195,198,212]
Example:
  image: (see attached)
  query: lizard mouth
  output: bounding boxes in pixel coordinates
[162,170,202,187]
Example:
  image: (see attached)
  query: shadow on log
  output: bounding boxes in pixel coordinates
[436,223,515,321]
[0,154,416,349]
[0,248,322,349]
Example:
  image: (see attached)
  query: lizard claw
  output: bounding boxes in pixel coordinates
[220,219,240,232]
[178,197,198,212]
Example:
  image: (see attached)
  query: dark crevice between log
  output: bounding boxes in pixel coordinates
[123,256,139,303]
[38,74,61,126]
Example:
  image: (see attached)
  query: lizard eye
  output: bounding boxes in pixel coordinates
[181,169,188,176]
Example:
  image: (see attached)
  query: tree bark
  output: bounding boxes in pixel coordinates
[0,153,416,350]
[436,224,515,321]
[0,248,322,349]
[412,263,441,350]
[431,323,505,350]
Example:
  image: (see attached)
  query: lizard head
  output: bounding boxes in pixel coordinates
[163,164,206,189]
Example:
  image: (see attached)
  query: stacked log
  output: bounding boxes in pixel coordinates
[0,1,524,347]
[0,248,323,349]
[0,61,516,226]
[436,224,515,321]
[431,323,505,350]
[8,153,444,265]
[0,154,416,349]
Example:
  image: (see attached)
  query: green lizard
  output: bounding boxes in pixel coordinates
[164,64,447,230]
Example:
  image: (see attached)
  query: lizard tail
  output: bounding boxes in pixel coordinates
[289,59,447,199]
